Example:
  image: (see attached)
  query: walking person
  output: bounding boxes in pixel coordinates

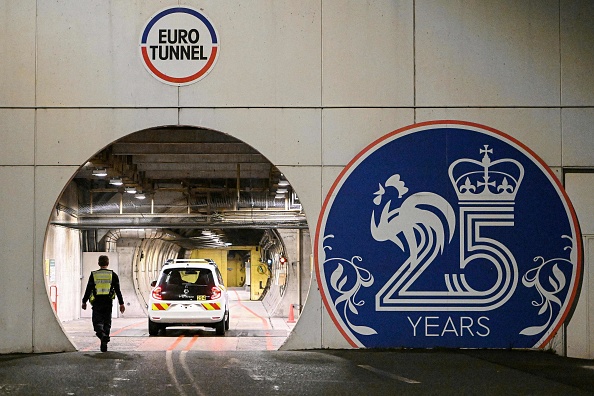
[81,255,125,352]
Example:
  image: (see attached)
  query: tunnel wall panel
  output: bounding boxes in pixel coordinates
[416,108,562,167]
[36,0,178,107]
[321,109,414,167]
[0,110,35,166]
[321,0,414,107]
[561,109,594,168]
[34,166,79,352]
[565,174,594,359]
[0,0,36,107]
[0,167,35,353]
[415,0,560,107]
[35,109,179,166]
[179,0,322,107]
[560,0,594,106]
[44,183,82,322]
[179,108,322,167]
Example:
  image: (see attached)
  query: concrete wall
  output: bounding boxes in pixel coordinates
[565,174,594,359]
[132,238,181,312]
[261,229,312,319]
[0,0,593,356]
[262,230,298,317]
[44,184,82,323]
[116,245,152,318]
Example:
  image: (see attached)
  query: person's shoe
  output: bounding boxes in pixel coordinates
[100,339,108,352]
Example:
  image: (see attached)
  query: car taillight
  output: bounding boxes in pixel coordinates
[152,286,162,300]
[211,286,221,300]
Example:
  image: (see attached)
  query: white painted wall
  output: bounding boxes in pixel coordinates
[0,0,592,355]
[565,174,594,359]
[44,183,82,323]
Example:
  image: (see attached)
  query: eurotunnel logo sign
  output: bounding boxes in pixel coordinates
[315,121,583,349]
[140,6,219,86]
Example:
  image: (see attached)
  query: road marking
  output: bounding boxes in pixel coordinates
[167,335,185,351]
[232,290,274,350]
[184,335,199,351]
[358,365,421,384]
[166,350,187,396]
[181,350,207,396]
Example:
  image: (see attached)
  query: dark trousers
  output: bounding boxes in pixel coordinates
[92,306,113,339]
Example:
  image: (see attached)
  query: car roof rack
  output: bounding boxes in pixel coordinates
[163,258,217,267]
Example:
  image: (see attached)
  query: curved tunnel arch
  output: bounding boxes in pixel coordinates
[42,124,313,351]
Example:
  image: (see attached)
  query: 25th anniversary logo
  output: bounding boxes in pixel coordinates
[316,121,582,349]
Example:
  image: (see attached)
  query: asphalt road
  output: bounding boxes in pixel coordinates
[0,349,593,395]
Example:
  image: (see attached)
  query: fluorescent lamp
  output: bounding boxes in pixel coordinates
[92,168,108,177]
[109,178,123,186]
[135,193,146,200]
[125,187,137,194]
[276,188,288,194]
[278,180,289,187]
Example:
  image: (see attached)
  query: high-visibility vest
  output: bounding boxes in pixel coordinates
[90,269,114,304]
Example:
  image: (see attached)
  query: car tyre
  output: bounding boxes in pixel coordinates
[215,318,226,336]
[225,310,230,331]
[148,319,161,336]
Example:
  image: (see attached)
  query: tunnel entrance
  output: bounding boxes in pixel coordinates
[44,126,311,352]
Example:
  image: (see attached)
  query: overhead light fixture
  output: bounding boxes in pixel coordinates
[125,187,137,194]
[135,193,146,200]
[278,180,289,187]
[276,188,288,194]
[92,168,108,177]
[275,194,285,199]
[109,178,123,186]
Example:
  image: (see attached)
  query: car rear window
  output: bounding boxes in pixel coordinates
[157,268,216,300]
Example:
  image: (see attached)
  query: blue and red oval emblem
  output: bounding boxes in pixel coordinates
[140,7,219,86]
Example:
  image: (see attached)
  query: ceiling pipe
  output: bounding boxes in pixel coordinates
[103,229,178,252]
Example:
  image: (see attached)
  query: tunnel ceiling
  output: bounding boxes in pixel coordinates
[53,126,307,249]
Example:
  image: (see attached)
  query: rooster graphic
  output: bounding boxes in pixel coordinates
[371,174,455,300]
[371,174,455,265]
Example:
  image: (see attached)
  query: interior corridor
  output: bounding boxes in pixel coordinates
[62,287,295,352]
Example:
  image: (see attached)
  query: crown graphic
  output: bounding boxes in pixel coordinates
[448,145,524,202]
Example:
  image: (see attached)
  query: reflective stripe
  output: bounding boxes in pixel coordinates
[93,270,113,296]
[152,303,170,311]
[202,303,221,310]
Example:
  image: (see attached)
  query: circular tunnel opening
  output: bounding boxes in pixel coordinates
[43,126,311,352]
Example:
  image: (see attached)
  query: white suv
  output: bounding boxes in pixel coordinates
[148,259,229,336]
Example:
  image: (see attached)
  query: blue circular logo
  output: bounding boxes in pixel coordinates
[316,121,582,349]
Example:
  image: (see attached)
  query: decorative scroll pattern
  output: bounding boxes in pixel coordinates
[323,235,376,335]
[520,236,574,336]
